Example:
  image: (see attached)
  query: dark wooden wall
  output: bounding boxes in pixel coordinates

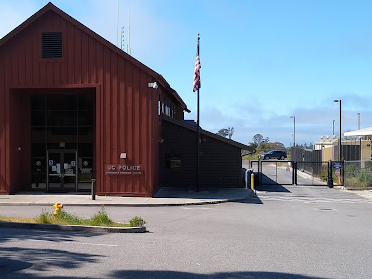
[0,6,183,195]
[160,119,243,188]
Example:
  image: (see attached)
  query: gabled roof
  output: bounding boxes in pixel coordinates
[162,115,250,150]
[344,127,372,137]
[0,2,188,111]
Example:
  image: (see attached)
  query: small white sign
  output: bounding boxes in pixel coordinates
[49,160,53,166]
[335,169,340,177]
[65,169,73,174]
[52,166,57,172]
[64,163,68,170]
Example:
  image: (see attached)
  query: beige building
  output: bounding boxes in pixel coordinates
[314,128,372,161]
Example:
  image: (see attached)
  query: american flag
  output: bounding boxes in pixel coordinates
[193,35,201,92]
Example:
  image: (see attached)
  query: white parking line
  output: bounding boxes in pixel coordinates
[79,242,118,247]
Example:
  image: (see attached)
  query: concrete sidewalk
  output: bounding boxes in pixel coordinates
[0,187,253,207]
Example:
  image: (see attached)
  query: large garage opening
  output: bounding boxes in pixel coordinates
[30,88,95,192]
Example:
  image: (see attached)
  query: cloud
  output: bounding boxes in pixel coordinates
[193,97,372,148]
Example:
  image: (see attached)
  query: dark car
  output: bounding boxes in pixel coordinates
[259,150,287,160]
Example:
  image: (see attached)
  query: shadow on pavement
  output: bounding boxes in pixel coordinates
[255,175,291,193]
[0,246,102,279]
[0,227,102,244]
[110,270,331,279]
[237,193,263,204]
[154,187,251,200]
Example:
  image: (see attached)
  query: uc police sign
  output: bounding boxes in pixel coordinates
[105,164,142,175]
[333,162,343,169]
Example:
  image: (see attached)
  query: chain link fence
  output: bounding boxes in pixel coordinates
[344,160,372,188]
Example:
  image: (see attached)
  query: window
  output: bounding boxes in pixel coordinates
[165,153,182,168]
[42,32,62,59]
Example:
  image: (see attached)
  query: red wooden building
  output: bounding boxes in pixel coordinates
[0,2,188,196]
[0,3,249,197]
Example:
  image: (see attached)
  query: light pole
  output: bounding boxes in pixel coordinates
[357,112,360,130]
[332,120,335,136]
[334,100,342,161]
[290,116,295,160]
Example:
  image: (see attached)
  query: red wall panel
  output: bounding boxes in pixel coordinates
[0,7,184,196]
[0,49,6,193]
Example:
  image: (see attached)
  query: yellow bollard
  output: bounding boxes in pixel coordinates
[250,173,255,191]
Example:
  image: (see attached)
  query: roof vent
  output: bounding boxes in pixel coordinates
[42,32,62,59]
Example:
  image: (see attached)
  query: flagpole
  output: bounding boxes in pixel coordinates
[196,87,200,192]
[196,34,200,192]
[193,33,201,192]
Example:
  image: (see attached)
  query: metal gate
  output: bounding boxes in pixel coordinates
[295,161,328,186]
[250,160,294,185]
[295,161,344,186]
[250,160,344,187]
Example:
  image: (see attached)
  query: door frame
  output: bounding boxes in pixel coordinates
[46,149,78,192]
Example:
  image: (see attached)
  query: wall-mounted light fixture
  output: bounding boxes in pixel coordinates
[148,82,158,89]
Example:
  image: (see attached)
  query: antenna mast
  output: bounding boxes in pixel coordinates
[127,5,131,55]
[117,0,119,47]
[121,27,125,51]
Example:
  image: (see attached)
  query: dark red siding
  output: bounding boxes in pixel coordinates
[160,118,244,188]
[0,4,185,196]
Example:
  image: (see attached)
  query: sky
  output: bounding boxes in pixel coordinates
[1,0,372,147]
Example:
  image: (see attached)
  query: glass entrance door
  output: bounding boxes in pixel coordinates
[47,150,77,192]
[31,93,94,192]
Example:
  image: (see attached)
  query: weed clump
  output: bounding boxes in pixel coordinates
[129,216,146,227]
[89,206,115,226]
[36,210,51,224]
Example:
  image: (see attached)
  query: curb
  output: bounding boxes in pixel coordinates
[0,191,254,207]
[0,199,240,207]
[0,221,146,233]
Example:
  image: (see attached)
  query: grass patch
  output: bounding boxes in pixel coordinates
[0,206,146,228]
[0,216,37,223]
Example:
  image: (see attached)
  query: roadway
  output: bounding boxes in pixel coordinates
[1,167,372,278]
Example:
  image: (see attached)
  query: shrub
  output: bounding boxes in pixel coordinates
[344,164,357,177]
[365,161,372,170]
[129,216,146,227]
[357,169,372,187]
[89,206,114,226]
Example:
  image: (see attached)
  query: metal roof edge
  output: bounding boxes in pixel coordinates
[161,115,250,150]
